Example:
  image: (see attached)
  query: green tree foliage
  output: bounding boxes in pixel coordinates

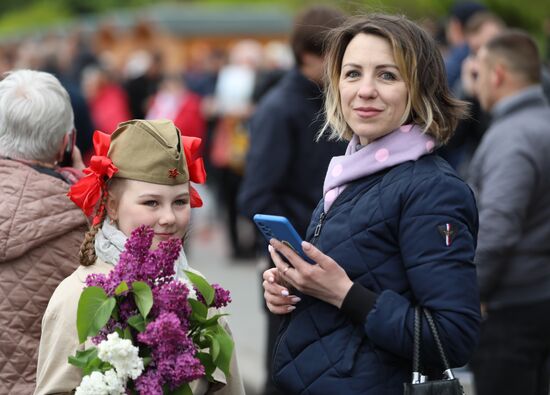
[0,0,546,39]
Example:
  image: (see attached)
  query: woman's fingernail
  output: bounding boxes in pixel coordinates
[290,297,301,303]
[281,289,289,297]
[268,245,274,253]
[302,241,311,250]
[268,276,274,283]
[287,306,296,312]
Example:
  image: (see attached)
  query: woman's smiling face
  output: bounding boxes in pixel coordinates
[339,33,409,145]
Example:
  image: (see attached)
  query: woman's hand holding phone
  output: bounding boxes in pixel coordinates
[267,239,353,309]
[262,267,301,314]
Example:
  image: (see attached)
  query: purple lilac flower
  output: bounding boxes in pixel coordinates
[85,225,183,295]
[91,318,123,345]
[138,312,188,355]
[123,225,153,262]
[195,284,232,308]
[85,273,112,293]
[118,298,138,322]
[138,312,204,387]
[149,238,181,284]
[151,281,192,324]
[157,352,205,389]
[212,284,232,308]
[135,368,163,395]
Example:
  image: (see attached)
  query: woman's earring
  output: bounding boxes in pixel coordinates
[109,217,116,225]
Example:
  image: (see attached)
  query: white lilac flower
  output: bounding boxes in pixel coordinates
[97,332,144,380]
[75,371,110,395]
[103,369,126,394]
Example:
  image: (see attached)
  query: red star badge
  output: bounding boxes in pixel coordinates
[168,168,179,178]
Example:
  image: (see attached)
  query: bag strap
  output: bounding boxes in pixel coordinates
[411,306,456,383]
[423,308,455,380]
[411,306,424,384]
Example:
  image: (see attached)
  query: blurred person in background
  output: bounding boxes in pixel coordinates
[38,36,96,166]
[438,0,487,171]
[81,64,131,137]
[146,73,206,146]
[441,11,550,176]
[0,69,87,394]
[444,0,486,91]
[438,11,504,176]
[123,50,163,119]
[251,40,294,104]
[210,39,263,259]
[463,13,550,102]
[238,6,346,395]
[186,48,227,183]
[467,30,550,395]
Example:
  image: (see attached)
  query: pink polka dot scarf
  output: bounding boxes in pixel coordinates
[323,124,435,212]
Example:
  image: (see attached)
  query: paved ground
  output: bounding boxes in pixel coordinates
[189,220,267,395]
[188,202,475,395]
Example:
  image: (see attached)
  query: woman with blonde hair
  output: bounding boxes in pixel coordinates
[262,14,480,394]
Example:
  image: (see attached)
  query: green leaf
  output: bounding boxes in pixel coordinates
[114,281,129,296]
[185,270,214,306]
[189,298,208,321]
[123,326,133,341]
[171,383,193,395]
[203,313,229,328]
[196,352,216,378]
[76,286,116,343]
[132,281,153,319]
[210,336,220,361]
[142,356,152,368]
[128,314,146,333]
[68,347,98,369]
[212,325,234,377]
[82,357,112,376]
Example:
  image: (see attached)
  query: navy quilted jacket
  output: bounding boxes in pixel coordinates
[272,155,481,395]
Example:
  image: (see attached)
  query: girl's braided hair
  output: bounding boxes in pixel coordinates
[78,191,108,267]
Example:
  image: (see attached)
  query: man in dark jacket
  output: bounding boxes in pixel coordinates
[468,30,550,395]
[237,6,346,395]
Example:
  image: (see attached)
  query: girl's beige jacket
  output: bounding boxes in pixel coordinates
[35,259,245,395]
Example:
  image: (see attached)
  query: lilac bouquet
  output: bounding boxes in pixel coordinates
[69,225,233,395]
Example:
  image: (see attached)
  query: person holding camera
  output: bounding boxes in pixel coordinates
[262,14,481,394]
[0,69,88,394]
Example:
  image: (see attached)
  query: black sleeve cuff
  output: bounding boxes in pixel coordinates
[340,282,378,324]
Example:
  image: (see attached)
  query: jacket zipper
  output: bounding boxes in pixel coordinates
[310,211,326,246]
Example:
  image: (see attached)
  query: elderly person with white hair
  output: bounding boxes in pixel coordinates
[0,69,87,394]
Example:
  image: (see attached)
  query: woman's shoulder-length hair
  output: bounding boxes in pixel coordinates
[321,13,468,144]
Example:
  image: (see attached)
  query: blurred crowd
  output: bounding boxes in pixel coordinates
[0,27,296,258]
[2,1,550,394]
[0,4,548,260]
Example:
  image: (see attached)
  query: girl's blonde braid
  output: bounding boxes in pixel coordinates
[78,191,108,267]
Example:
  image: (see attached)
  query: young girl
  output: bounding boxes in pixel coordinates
[35,119,245,395]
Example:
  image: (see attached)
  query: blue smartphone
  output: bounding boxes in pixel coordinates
[253,214,314,264]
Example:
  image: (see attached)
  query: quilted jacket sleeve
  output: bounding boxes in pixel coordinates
[365,174,481,368]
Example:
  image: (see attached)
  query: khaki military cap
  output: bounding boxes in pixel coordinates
[108,119,189,185]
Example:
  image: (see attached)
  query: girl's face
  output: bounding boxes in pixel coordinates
[108,179,191,249]
[339,33,408,145]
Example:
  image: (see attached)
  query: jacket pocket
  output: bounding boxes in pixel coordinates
[334,326,364,375]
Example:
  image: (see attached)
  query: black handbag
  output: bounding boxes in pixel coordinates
[403,307,465,395]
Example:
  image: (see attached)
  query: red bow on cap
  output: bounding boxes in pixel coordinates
[182,136,206,208]
[68,131,118,224]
